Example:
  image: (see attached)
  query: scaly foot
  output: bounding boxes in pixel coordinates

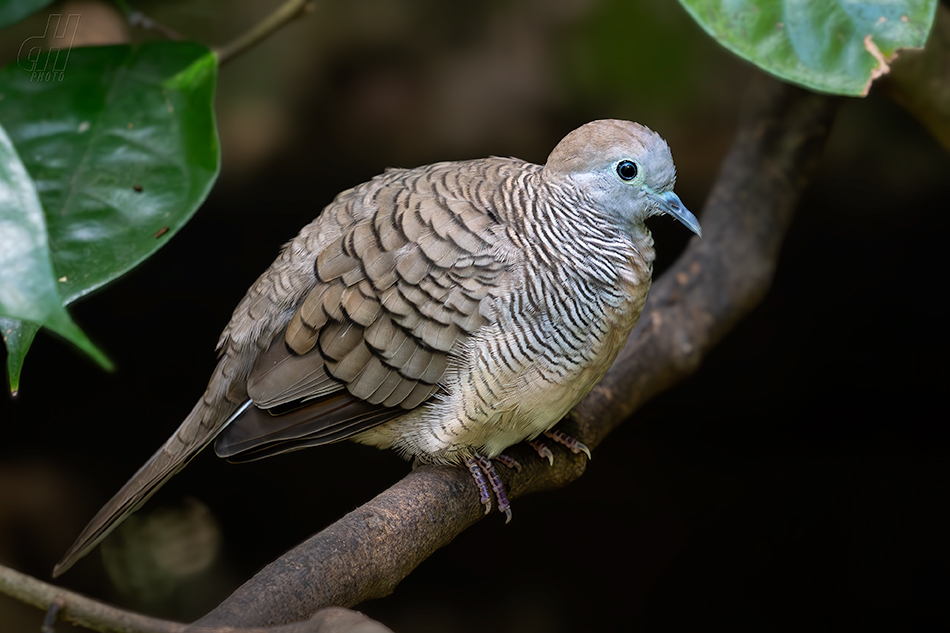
[465,454,512,523]
[465,428,590,522]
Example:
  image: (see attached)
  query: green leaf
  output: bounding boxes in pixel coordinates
[0,123,110,378]
[0,0,54,29]
[0,41,219,390]
[678,0,938,96]
[1,317,38,395]
[0,41,220,304]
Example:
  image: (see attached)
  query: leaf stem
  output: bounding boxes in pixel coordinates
[214,0,315,66]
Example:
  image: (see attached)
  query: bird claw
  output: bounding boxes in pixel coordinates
[576,442,592,460]
[527,440,555,466]
[544,429,592,460]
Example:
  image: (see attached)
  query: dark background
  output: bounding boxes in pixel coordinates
[1,1,948,631]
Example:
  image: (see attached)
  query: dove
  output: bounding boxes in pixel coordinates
[53,119,700,577]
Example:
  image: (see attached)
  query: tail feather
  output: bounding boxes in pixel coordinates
[51,398,247,578]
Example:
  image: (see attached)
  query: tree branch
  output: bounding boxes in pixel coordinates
[193,77,840,628]
[0,563,185,633]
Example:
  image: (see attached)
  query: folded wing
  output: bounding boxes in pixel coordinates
[215,162,512,460]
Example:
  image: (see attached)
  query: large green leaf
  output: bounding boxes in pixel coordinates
[0,123,109,383]
[678,0,938,96]
[0,41,219,391]
[0,0,54,29]
[0,41,220,304]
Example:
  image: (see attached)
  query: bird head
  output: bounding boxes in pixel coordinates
[543,119,702,238]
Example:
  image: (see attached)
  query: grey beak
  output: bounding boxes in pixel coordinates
[652,190,702,237]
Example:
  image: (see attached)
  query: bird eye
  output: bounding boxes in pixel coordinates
[616,160,638,181]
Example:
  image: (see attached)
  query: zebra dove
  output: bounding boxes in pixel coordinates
[53,119,700,577]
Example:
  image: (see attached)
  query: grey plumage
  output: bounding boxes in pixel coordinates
[53,119,700,577]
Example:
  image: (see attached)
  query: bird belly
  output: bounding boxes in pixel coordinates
[354,293,641,464]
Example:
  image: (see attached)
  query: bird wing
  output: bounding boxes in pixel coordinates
[214,162,512,460]
[53,161,517,578]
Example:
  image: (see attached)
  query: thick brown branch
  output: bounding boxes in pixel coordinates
[193,77,839,629]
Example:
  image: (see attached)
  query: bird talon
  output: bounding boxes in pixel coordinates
[527,440,555,466]
[576,442,592,461]
[543,430,592,460]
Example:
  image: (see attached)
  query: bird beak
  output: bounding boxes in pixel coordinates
[651,191,702,237]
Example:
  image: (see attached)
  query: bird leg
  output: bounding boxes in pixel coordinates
[465,428,590,523]
[466,431,589,523]
[465,455,512,523]
[465,457,493,514]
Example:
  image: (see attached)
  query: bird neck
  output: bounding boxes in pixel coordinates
[509,171,655,290]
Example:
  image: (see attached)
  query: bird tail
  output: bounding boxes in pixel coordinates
[52,396,248,578]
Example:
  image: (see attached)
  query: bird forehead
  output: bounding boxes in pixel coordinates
[545,119,672,176]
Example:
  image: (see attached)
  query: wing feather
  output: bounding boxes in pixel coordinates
[216,160,516,459]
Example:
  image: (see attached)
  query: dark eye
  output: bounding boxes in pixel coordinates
[617,160,638,181]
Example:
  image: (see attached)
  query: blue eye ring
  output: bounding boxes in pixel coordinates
[617,160,638,181]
